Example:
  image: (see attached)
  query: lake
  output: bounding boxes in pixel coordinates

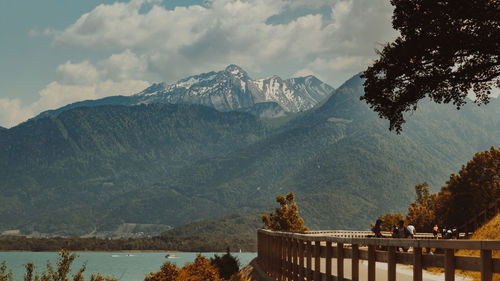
[0,252,257,281]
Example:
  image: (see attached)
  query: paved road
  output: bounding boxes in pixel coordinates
[311,257,472,281]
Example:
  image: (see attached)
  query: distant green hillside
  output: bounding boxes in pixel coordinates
[162,213,263,238]
[1,75,500,235]
[147,75,500,230]
[159,213,263,251]
[0,104,269,235]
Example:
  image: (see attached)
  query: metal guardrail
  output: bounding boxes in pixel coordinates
[257,229,500,281]
[298,230,465,239]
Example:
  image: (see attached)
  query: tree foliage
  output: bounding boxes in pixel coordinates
[261,192,309,232]
[378,147,500,230]
[376,213,405,231]
[434,146,500,226]
[145,262,180,281]
[406,182,437,232]
[146,255,229,281]
[1,249,116,281]
[0,261,12,281]
[0,234,257,253]
[145,253,248,281]
[210,248,240,280]
[362,0,500,132]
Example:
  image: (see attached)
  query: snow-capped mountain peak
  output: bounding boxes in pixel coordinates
[225,64,246,75]
[33,65,334,121]
[133,65,334,114]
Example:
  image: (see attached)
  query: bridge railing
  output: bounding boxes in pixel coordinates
[300,230,441,239]
[257,229,500,281]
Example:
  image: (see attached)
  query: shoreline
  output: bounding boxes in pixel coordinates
[0,249,180,253]
[0,250,256,253]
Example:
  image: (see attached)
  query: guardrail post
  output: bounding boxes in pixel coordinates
[274,235,279,279]
[287,237,292,280]
[257,232,261,267]
[292,238,297,281]
[267,233,271,274]
[258,233,266,269]
[278,236,284,281]
[295,239,301,281]
[388,246,396,281]
[307,240,313,281]
[352,244,359,281]
[480,249,492,281]
[326,241,332,281]
[314,241,321,280]
[263,233,267,273]
[413,247,422,281]
[268,234,272,275]
[270,235,274,278]
[368,245,376,281]
[298,239,305,281]
[337,243,344,281]
[445,249,455,281]
[279,236,283,280]
[270,234,274,278]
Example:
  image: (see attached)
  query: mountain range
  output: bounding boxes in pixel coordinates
[1,68,500,236]
[36,65,334,120]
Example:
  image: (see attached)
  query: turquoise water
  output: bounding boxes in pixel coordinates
[0,252,257,281]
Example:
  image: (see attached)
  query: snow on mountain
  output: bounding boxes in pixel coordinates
[33,65,334,121]
[134,64,334,113]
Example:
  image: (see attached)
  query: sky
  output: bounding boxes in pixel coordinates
[0,0,397,128]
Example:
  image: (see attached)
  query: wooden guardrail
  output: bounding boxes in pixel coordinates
[257,229,500,281]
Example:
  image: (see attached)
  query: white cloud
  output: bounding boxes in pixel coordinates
[56,61,99,85]
[285,0,332,9]
[0,54,151,128]
[0,98,34,128]
[309,56,372,71]
[96,79,150,97]
[1,0,398,127]
[48,0,395,86]
[37,82,97,110]
[0,79,150,128]
[331,0,352,30]
[98,49,148,81]
[293,68,324,80]
[34,79,149,113]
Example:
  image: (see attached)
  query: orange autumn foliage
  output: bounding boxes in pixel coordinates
[177,255,221,281]
[144,262,180,281]
[261,192,309,232]
[144,254,247,281]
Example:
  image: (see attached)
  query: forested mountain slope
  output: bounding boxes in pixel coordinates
[0,104,269,234]
[1,75,500,235]
[145,75,500,230]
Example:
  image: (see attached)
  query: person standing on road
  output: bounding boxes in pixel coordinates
[372,219,383,238]
[407,224,416,238]
[432,224,439,239]
[397,220,410,252]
